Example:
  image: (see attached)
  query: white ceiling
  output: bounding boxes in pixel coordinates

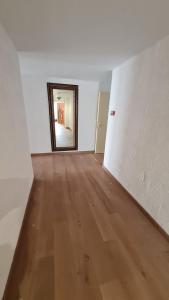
[0,0,169,76]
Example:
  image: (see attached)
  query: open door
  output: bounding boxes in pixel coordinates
[95,91,110,153]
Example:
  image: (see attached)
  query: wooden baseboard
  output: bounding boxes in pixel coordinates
[31,150,95,157]
[2,178,35,300]
[103,166,169,242]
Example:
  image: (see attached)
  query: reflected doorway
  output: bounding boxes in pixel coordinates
[47,83,78,151]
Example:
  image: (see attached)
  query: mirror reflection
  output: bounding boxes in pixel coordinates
[53,89,75,148]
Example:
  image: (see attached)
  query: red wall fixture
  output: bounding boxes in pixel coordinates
[110,110,116,116]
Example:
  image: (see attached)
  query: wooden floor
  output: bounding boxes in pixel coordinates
[4,153,169,300]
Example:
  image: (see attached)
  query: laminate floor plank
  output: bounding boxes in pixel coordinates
[3,153,169,300]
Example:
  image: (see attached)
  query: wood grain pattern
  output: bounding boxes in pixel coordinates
[3,153,169,300]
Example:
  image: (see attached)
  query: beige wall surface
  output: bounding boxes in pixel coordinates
[104,34,169,234]
[95,91,110,153]
[0,24,33,298]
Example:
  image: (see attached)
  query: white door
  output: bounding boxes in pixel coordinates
[95,91,110,153]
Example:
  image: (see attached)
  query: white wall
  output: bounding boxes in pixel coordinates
[104,35,169,234]
[0,24,33,298]
[21,76,99,153]
[99,71,112,92]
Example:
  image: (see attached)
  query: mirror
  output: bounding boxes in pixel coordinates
[47,83,78,151]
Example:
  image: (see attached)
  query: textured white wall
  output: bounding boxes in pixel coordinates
[21,76,99,153]
[0,24,33,298]
[104,35,169,234]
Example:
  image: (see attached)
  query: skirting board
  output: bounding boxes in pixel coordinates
[103,166,169,242]
[2,178,35,300]
[31,150,95,156]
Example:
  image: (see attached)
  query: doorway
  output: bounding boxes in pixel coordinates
[47,83,78,151]
[95,91,110,153]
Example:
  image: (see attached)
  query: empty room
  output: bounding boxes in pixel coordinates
[0,0,169,299]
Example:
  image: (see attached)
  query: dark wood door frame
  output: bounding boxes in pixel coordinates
[47,82,78,151]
